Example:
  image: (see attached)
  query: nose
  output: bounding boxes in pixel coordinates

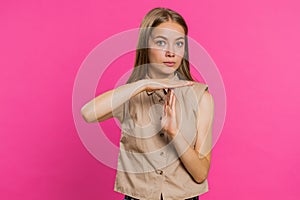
[166,50,175,57]
[165,46,175,57]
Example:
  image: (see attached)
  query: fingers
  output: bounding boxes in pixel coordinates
[171,89,176,112]
[168,88,173,107]
[161,89,177,134]
[148,79,194,91]
[166,89,176,112]
[170,80,194,88]
[163,90,171,114]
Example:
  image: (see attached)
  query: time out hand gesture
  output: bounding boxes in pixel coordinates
[161,89,179,138]
[140,79,193,138]
[142,79,193,93]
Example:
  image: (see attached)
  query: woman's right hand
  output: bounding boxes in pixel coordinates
[141,79,194,93]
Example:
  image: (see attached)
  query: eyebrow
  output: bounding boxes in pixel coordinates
[152,35,184,40]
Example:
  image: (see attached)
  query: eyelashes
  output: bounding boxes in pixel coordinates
[156,40,166,46]
[154,40,185,48]
[175,41,184,47]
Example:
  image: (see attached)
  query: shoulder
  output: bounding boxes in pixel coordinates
[193,82,214,113]
[192,82,214,118]
[192,81,209,91]
[189,81,210,102]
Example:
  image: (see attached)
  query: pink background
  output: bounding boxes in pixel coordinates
[1,0,300,199]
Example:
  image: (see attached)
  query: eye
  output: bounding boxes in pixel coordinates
[176,41,184,48]
[155,40,166,46]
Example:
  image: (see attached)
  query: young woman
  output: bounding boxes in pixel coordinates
[81,7,214,200]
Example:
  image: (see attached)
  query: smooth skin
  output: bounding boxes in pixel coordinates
[81,21,214,184]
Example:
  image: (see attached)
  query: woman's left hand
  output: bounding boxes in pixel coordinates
[161,89,179,138]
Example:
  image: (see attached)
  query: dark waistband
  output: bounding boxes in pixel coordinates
[124,195,199,200]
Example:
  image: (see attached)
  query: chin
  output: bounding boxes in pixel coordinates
[161,67,177,74]
[148,64,179,77]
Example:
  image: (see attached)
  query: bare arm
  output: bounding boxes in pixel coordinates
[80,80,145,123]
[80,79,194,123]
[163,89,214,183]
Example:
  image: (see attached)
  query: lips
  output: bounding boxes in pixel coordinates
[163,62,175,67]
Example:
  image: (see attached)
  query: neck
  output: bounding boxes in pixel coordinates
[146,71,176,79]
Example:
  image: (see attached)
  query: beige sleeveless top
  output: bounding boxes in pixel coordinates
[113,72,209,200]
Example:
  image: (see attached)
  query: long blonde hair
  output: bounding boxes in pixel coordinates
[126,7,194,83]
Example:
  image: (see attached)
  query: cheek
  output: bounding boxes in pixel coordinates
[176,58,183,68]
[148,49,163,62]
[177,57,183,63]
[176,48,185,58]
[175,51,184,62]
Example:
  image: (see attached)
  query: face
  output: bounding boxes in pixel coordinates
[147,21,186,79]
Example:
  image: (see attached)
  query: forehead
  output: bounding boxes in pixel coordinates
[150,21,185,39]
